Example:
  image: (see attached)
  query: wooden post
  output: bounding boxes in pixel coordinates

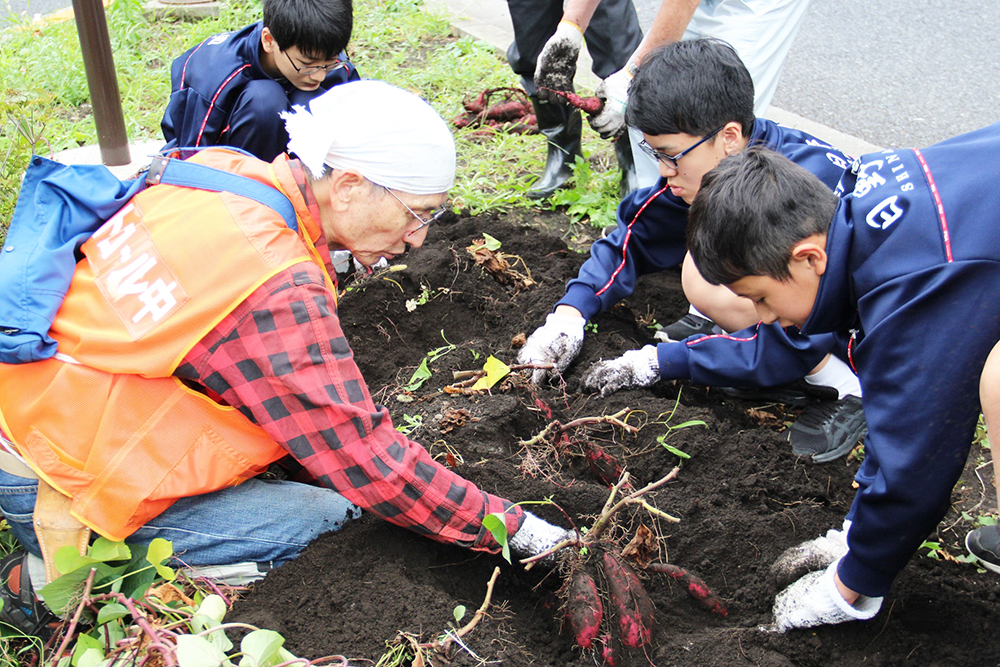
[71,0,131,166]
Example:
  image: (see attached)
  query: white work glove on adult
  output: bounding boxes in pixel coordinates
[771,520,851,590]
[534,21,584,102]
[771,558,882,632]
[581,345,659,397]
[517,312,586,383]
[509,512,573,561]
[352,256,389,273]
[589,67,632,139]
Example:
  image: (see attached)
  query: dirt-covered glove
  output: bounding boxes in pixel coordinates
[517,312,586,383]
[771,559,882,633]
[509,512,573,561]
[581,345,659,397]
[589,67,632,139]
[771,520,851,589]
[352,256,389,274]
[535,21,584,102]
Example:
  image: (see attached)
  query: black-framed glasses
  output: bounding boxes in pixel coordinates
[639,126,724,169]
[282,50,345,76]
[382,186,449,231]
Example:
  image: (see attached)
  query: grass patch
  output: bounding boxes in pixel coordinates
[0,0,619,241]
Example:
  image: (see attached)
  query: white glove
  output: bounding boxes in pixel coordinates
[517,312,586,383]
[534,21,584,102]
[581,345,659,397]
[771,558,882,633]
[771,520,851,590]
[589,67,632,139]
[352,256,389,274]
[509,512,573,560]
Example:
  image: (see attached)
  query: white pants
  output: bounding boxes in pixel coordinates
[633,0,812,187]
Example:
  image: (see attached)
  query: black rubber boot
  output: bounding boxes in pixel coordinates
[614,135,642,198]
[527,95,582,200]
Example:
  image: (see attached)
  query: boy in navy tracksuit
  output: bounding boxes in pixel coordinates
[686,124,1000,631]
[161,0,359,161]
[517,39,865,462]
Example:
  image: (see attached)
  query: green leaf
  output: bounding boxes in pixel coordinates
[96,602,129,626]
[404,358,432,391]
[175,634,232,667]
[89,538,131,563]
[482,513,510,563]
[196,595,229,624]
[75,649,104,667]
[453,605,467,624]
[53,546,98,576]
[661,443,691,460]
[146,538,176,581]
[72,633,104,666]
[470,355,510,390]
[239,629,288,667]
[671,419,708,430]
[482,233,502,251]
[39,568,90,615]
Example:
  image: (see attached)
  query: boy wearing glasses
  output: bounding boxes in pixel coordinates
[160,0,359,162]
[519,38,865,463]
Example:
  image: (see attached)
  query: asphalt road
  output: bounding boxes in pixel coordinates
[634,0,1000,148]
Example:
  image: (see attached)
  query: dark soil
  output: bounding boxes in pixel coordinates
[230,211,1000,667]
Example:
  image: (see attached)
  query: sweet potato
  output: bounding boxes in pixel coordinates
[585,443,622,487]
[646,562,728,617]
[484,100,532,122]
[463,90,488,114]
[539,88,604,115]
[564,570,603,649]
[601,552,654,648]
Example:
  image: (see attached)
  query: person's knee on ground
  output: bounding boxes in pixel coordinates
[966,339,1000,572]
[680,252,758,332]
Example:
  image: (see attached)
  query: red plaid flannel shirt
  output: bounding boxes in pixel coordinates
[173,159,522,551]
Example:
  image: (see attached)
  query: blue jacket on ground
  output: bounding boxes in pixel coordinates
[161,22,359,162]
[801,123,1000,597]
[556,118,852,387]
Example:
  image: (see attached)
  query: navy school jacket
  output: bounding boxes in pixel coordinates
[803,122,1000,597]
[556,118,853,387]
[160,22,359,159]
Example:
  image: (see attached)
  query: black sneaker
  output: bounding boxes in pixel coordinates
[720,379,839,408]
[788,395,867,463]
[0,550,59,639]
[656,313,720,343]
[966,524,1000,574]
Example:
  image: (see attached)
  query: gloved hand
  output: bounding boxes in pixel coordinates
[534,21,584,102]
[589,67,632,139]
[771,520,851,589]
[509,512,574,562]
[516,312,587,383]
[353,256,389,274]
[581,345,659,397]
[771,558,882,632]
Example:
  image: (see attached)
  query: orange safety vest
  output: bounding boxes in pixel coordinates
[0,150,336,541]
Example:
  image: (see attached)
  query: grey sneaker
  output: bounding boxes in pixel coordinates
[656,313,720,343]
[966,524,1000,574]
[788,395,867,463]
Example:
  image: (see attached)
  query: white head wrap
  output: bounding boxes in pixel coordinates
[282,80,456,195]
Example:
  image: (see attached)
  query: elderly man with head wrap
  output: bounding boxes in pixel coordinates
[0,82,567,623]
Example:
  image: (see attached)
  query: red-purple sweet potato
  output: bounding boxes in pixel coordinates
[646,562,728,617]
[539,88,604,114]
[564,570,603,649]
[585,443,623,487]
[601,552,654,648]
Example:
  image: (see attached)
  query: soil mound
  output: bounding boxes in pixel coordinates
[230,212,999,667]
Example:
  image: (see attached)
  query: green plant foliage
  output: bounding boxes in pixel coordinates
[548,154,621,228]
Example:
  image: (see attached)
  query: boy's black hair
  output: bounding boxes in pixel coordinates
[626,38,755,138]
[264,0,353,61]
[687,147,838,285]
